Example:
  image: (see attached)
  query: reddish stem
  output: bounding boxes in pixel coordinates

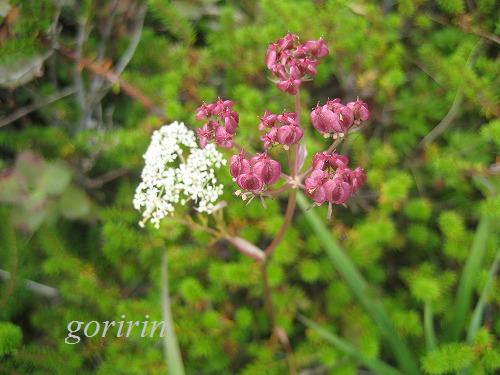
[263,90,301,257]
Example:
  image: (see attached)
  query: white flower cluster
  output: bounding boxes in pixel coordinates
[133,121,226,228]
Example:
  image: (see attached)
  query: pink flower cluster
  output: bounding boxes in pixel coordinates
[230,151,281,193]
[311,98,370,137]
[194,34,370,210]
[195,98,239,148]
[305,152,365,206]
[265,33,329,95]
[259,111,304,149]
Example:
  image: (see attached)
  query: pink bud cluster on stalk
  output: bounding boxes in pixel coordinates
[311,98,370,138]
[230,151,281,195]
[194,33,371,213]
[259,111,303,149]
[265,33,328,95]
[305,152,365,207]
[196,98,239,148]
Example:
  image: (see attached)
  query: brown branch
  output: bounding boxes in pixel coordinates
[427,12,500,45]
[54,42,167,121]
[0,269,59,299]
[417,41,485,149]
[418,90,464,148]
[83,168,130,189]
[0,86,76,128]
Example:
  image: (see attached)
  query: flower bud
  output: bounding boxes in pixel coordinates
[329,153,349,169]
[253,157,281,185]
[224,114,238,134]
[338,105,354,129]
[229,151,251,179]
[212,104,223,116]
[311,152,348,171]
[222,99,234,108]
[310,185,326,204]
[196,122,213,148]
[347,99,370,123]
[265,45,277,69]
[278,111,297,124]
[304,61,317,76]
[260,127,278,148]
[289,64,301,80]
[215,126,233,148]
[349,167,366,192]
[311,152,329,170]
[324,179,351,204]
[305,170,328,204]
[195,104,210,120]
[236,173,264,193]
[277,125,303,145]
[311,105,342,134]
[259,111,278,130]
[277,78,301,95]
[277,33,298,50]
[304,37,329,58]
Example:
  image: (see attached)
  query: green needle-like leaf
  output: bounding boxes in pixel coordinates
[466,249,500,342]
[299,315,403,375]
[447,214,491,341]
[297,192,420,375]
[161,251,186,375]
[424,303,437,351]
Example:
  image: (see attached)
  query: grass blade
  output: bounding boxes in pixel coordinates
[161,251,186,375]
[299,315,403,375]
[466,249,500,342]
[424,302,437,351]
[447,214,491,341]
[297,193,420,375]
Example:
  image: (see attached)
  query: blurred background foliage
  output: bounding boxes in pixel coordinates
[0,0,499,374]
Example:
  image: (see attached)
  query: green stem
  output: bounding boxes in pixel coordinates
[447,213,491,341]
[466,249,500,342]
[424,302,437,351]
[161,251,185,375]
[299,315,404,375]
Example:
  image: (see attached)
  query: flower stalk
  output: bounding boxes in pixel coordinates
[136,33,373,375]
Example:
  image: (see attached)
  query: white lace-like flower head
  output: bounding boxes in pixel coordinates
[133,121,226,228]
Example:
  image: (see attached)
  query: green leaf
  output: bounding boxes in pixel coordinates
[467,250,500,342]
[58,186,91,220]
[0,172,25,203]
[161,252,185,375]
[297,192,420,375]
[424,303,437,351]
[14,151,46,188]
[39,162,72,196]
[447,213,491,341]
[299,315,403,375]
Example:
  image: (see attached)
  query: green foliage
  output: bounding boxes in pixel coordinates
[436,0,465,15]
[404,198,432,222]
[0,1,54,64]
[0,322,22,357]
[422,343,475,374]
[0,0,498,374]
